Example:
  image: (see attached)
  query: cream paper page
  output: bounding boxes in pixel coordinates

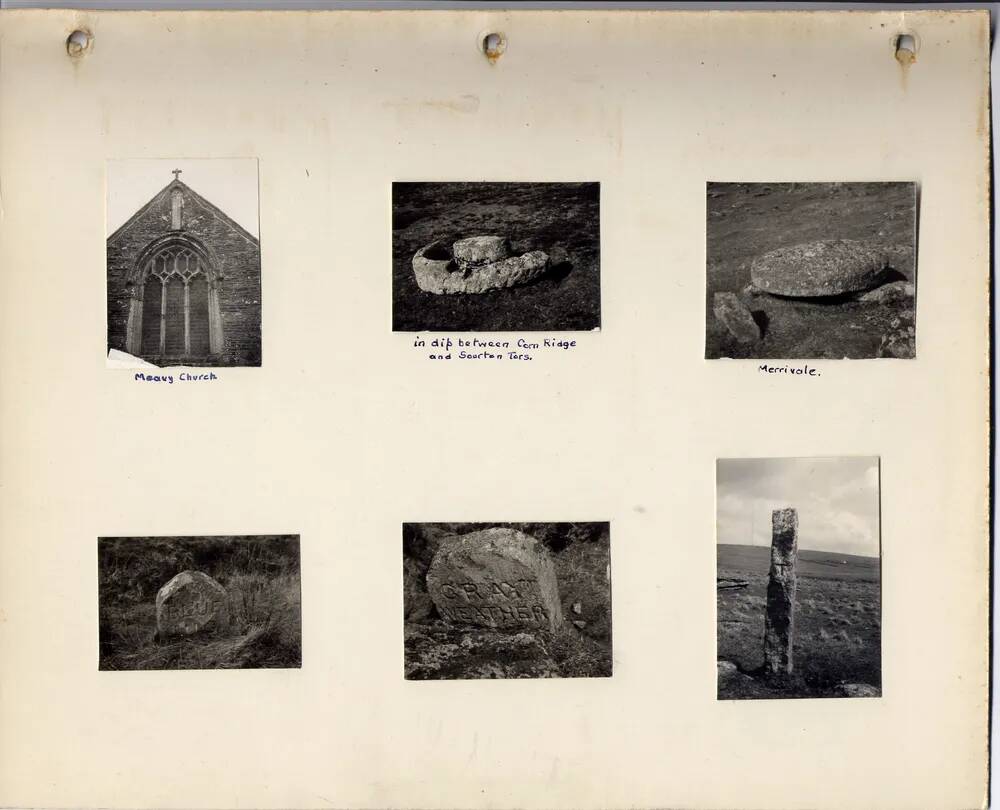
[0,9,990,810]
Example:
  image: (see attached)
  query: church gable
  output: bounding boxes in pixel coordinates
[108,178,258,252]
[107,171,261,368]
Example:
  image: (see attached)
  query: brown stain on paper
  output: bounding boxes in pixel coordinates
[383,94,480,115]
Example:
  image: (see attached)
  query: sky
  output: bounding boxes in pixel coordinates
[106,158,260,237]
[716,457,880,558]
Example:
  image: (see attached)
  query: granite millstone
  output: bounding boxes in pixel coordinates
[713,292,760,343]
[453,235,510,270]
[155,570,230,638]
[412,239,549,295]
[426,528,563,631]
[750,240,889,297]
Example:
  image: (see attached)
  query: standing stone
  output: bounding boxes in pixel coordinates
[713,292,761,343]
[426,527,563,632]
[750,240,889,297]
[156,570,230,638]
[763,508,798,675]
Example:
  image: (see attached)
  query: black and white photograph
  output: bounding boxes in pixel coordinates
[403,522,611,679]
[716,457,881,699]
[392,182,600,332]
[98,535,301,670]
[706,182,917,359]
[106,159,262,368]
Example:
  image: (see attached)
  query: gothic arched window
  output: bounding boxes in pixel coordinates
[125,239,223,362]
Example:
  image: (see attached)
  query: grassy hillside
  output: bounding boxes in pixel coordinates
[718,543,880,583]
[98,536,301,670]
[717,543,881,699]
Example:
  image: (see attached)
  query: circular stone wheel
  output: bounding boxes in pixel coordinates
[749,239,889,297]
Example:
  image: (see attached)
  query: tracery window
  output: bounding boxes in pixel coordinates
[125,240,222,361]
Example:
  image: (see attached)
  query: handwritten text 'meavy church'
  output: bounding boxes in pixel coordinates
[134,372,218,384]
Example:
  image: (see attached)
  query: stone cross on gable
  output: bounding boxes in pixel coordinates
[172,169,182,181]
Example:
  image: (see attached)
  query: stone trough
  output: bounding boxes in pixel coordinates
[412,235,549,295]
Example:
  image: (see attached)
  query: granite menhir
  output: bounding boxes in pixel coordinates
[426,527,563,632]
[763,508,798,675]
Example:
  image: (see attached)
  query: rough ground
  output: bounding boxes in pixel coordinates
[392,183,601,332]
[717,543,881,699]
[98,536,301,670]
[403,522,612,679]
[706,182,917,359]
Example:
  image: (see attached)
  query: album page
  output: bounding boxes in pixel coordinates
[0,9,990,810]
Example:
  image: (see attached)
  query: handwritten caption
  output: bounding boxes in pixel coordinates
[133,372,219,384]
[758,364,821,377]
[413,336,577,362]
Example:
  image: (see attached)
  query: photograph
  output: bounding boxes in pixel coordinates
[106,158,262,367]
[403,522,611,679]
[98,535,301,670]
[392,182,601,331]
[716,457,881,699]
[706,182,917,359]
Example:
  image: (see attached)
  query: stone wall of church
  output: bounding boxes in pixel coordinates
[107,183,261,367]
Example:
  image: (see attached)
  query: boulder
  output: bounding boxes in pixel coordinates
[426,527,563,631]
[858,280,915,304]
[453,235,510,270]
[155,570,229,638]
[412,239,549,294]
[750,239,889,297]
[713,292,760,343]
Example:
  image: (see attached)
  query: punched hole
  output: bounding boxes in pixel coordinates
[482,31,506,61]
[894,33,917,63]
[66,29,92,56]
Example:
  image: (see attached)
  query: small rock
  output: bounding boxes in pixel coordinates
[750,239,889,297]
[834,682,880,698]
[572,602,582,615]
[713,292,761,343]
[572,620,587,629]
[858,281,914,304]
[549,245,570,267]
[717,660,738,675]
